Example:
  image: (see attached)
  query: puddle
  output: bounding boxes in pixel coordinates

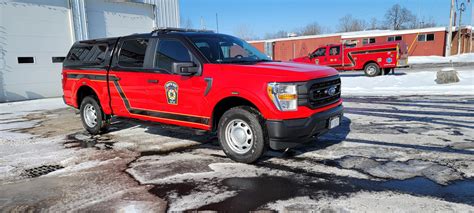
[197,176,299,212]
[64,133,115,150]
[378,177,474,205]
[194,175,474,212]
[145,159,474,212]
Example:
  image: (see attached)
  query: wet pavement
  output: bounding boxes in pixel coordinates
[0,95,473,212]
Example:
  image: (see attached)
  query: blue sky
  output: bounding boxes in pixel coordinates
[180,0,473,38]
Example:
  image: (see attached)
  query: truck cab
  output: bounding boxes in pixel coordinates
[62,28,343,163]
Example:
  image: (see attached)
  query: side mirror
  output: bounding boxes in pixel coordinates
[308,53,313,59]
[172,62,198,76]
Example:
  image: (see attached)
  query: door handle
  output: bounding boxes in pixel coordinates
[147,79,159,84]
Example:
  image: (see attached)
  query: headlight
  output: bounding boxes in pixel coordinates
[267,83,298,111]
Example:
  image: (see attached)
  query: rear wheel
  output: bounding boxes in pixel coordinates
[80,96,110,135]
[218,106,266,163]
[364,63,381,77]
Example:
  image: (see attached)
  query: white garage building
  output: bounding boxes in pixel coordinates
[0,0,180,102]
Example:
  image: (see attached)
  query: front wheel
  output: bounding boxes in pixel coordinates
[218,106,266,163]
[364,63,381,77]
[80,96,110,135]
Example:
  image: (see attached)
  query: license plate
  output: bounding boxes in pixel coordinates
[328,116,340,129]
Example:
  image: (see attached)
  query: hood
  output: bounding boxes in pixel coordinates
[218,61,338,82]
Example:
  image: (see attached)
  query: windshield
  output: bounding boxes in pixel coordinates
[188,34,271,64]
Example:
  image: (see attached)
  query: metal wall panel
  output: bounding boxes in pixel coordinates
[0,0,74,102]
[85,0,155,39]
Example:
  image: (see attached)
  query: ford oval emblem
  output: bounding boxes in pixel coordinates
[327,86,337,96]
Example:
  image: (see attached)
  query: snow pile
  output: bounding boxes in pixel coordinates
[409,53,474,64]
[342,70,474,96]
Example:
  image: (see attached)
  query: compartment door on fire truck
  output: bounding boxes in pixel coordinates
[326,45,342,68]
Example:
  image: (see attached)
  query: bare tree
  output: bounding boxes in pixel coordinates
[337,15,367,32]
[419,16,437,28]
[368,17,379,30]
[384,4,416,30]
[234,25,256,40]
[264,30,289,39]
[298,22,323,36]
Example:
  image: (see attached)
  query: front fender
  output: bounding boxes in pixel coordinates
[205,87,276,119]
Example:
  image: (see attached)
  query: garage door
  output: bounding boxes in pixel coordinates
[86,0,155,39]
[0,0,73,102]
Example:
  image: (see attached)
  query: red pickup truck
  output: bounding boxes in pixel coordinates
[62,28,343,163]
[293,42,408,77]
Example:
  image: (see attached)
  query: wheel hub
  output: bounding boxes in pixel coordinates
[367,66,376,75]
[83,104,98,128]
[225,119,253,154]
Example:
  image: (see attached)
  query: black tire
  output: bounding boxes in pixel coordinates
[383,68,393,75]
[217,106,267,163]
[79,96,110,135]
[364,63,381,77]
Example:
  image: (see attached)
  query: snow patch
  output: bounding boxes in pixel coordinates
[168,191,237,211]
[264,191,474,212]
[342,71,474,96]
[409,53,474,64]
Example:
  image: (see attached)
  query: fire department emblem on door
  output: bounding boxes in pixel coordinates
[165,81,178,105]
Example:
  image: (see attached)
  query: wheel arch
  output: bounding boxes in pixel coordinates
[76,85,100,108]
[363,60,379,69]
[211,96,261,132]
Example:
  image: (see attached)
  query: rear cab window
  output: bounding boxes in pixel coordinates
[118,39,149,68]
[329,46,340,55]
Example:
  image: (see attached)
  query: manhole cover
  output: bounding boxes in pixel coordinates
[23,165,64,178]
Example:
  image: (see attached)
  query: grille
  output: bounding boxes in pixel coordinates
[298,76,341,109]
[23,165,64,178]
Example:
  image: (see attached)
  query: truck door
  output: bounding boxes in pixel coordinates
[310,47,327,65]
[109,37,154,117]
[326,45,342,69]
[145,38,209,128]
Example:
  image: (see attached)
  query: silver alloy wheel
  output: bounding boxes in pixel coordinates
[225,119,254,154]
[83,103,98,128]
[366,65,377,76]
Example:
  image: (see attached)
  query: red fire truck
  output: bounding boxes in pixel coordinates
[292,41,409,77]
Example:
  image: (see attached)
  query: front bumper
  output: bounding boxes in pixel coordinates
[397,58,409,68]
[266,104,343,150]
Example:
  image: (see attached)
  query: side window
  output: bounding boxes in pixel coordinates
[388,36,402,42]
[363,38,376,44]
[118,39,149,68]
[64,44,107,67]
[426,34,435,41]
[418,34,435,42]
[329,46,340,56]
[417,34,426,42]
[155,39,193,73]
[313,47,326,57]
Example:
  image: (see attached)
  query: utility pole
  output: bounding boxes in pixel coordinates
[469,0,473,53]
[215,13,219,33]
[200,16,205,30]
[458,2,466,55]
[446,0,455,56]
